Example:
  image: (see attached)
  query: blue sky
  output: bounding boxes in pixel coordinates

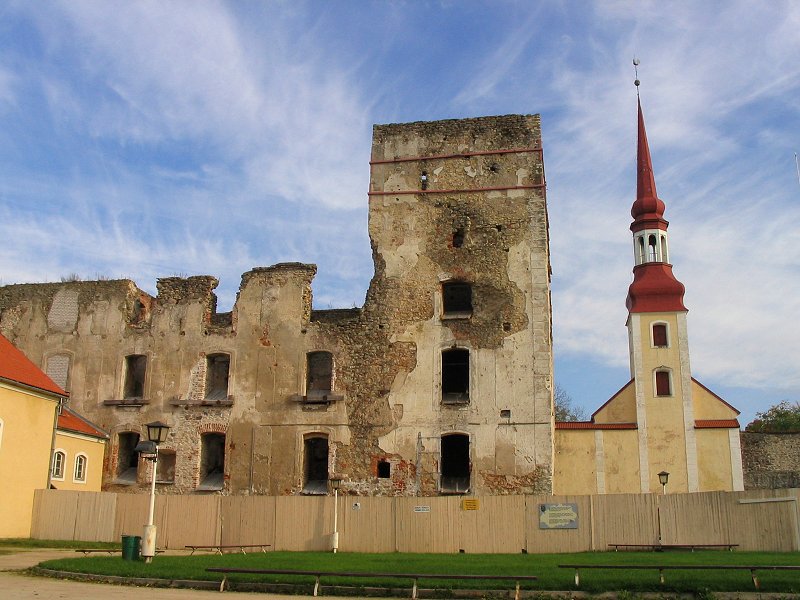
[1,1,798,426]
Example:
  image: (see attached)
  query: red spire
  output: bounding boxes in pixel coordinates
[630,98,667,232]
[626,97,687,314]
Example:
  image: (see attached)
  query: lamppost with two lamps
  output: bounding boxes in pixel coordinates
[134,420,171,564]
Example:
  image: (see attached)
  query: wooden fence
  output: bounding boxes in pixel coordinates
[31,488,800,553]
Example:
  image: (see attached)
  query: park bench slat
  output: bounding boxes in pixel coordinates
[185,543,271,555]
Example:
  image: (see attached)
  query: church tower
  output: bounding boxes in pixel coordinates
[625,97,698,493]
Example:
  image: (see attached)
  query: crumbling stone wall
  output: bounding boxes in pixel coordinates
[740,431,800,489]
[0,114,553,497]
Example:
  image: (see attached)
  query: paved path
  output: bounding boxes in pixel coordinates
[0,549,376,599]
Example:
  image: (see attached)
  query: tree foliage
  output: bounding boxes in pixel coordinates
[745,400,800,432]
[554,384,588,422]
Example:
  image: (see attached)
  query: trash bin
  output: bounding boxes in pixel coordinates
[121,535,141,561]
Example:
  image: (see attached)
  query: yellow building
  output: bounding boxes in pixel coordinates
[0,333,67,537]
[554,98,744,495]
[52,407,108,491]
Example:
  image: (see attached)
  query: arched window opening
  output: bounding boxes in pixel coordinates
[52,450,66,480]
[442,282,472,316]
[440,433,470,493]
[442,349,470,404]
[647,234,658,262]
[116,432,140,484]
[660,235,669,263]
[652,323,668,347]
[74,454,87,482]
[123,354,147,399]
[306,351,334,400]
[637,237,646,264]
[198,433,225,491]
[303,435,329,494]
[205,353,230,401]
[655,370,672,397]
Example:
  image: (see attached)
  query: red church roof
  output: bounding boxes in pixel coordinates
[0,333,67,398]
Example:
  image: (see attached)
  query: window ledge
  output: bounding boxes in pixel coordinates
[442,393,470,406]
[170,396,234,407]
[441,311,472,320]
[104,398,149,407]
[289,392,344,405]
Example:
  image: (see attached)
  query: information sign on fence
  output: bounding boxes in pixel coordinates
[538,503,578,529]
[462,498,480,511]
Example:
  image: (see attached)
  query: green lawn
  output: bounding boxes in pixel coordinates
[37,550,800,594]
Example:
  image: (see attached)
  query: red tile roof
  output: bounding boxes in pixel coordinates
[0,333,67,397]
[555,421,637,430]
[58,407,108,440]
[695,419,740,429]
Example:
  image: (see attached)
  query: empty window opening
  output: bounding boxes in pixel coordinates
[116,432,140,484]
[441,433,470,493]
[637,237,646,264]
[655,371,672,397]
[442,282,472,316]
[74,454,87,482]
[205,353,230,401]
[653,324,668,347]
[306,351,334,400]
[495,224,503,232]
[452,228,465,248]
[489,163,500,173]
[661,235,669,262]
[442,349,470,404]
[123,354,147,399]
[52,450,66,480]
[647,234,658,262]
[303,436,329,494]
[420,171,428,190]
[157,450,176,484]
[198,433,225,491]
[377,460,391,479]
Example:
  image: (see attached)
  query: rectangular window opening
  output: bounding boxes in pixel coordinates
[441,434,470,493]
[653,324,668,347]
[198,433,225,491]
[377,460,391,479]
[303,436,329,494]
[306,352,333,401]
[116,432,140,484]
[157,450,177,484]
[442,282,473,317]
[442,349,470,404]
[123,355,147,399]
[205,354,230,401]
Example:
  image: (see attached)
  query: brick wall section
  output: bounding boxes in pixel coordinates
[740,431,800,489]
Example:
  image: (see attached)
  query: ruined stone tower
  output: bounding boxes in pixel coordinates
[0,114,554,496]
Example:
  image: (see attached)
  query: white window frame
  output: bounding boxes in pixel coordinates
[52,449,66,480]
[654,368,673,397]
[73,453,88,483]
[650,321,670,348]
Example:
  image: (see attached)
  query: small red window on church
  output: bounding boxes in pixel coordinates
[653,324,668,347]
[655,371,671,396]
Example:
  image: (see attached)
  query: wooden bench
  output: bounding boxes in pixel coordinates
[75,548,165,556]
[559,564,800,589]
[207,567,538,599]
[608,543,739,552]
[186,543,271,555]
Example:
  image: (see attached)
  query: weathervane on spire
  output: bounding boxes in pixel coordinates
[633,57,641,95]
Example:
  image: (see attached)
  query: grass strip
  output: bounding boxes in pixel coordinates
[38,550,800,594]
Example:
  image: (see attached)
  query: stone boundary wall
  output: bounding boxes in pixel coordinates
[741,431,800,489]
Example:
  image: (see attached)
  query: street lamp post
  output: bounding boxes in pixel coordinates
[329,475,343,553]
[137,421,170,564]
[658,471,670,495]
